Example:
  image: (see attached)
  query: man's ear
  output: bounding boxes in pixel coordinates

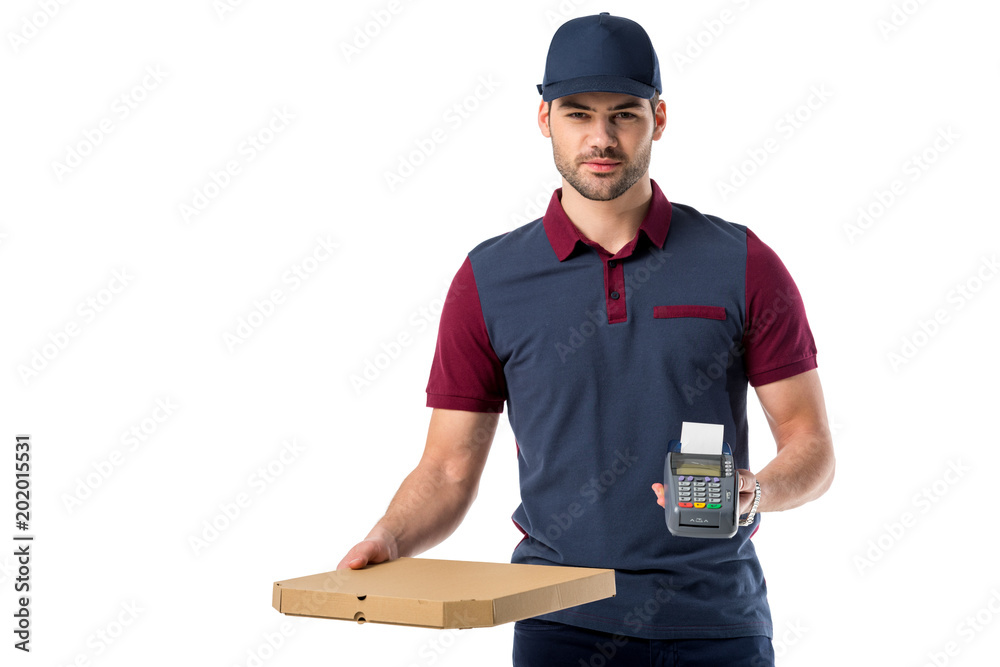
[538,98,552,138]
[652,99,667,141]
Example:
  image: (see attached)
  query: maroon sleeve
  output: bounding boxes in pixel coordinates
[425,256,507,412]
[742,228,818,387]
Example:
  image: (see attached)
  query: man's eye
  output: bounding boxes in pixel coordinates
[568,112,588,119]
[617,112,636,119]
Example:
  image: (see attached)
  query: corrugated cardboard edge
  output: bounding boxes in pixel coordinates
[441,599,495,629]
[274,582,463,628]
[492,568,616,625]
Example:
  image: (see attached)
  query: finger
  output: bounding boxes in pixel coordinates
[336,553,363,571]
[337,543,372,570]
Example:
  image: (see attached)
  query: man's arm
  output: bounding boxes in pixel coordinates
[748,368,834,512]
[652,369,834,514]
[336,408,500,570]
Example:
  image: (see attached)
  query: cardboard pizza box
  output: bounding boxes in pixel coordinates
[272,557,616,629]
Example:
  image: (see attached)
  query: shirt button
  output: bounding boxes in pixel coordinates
[610,291,620,300]
[608,260,617,268]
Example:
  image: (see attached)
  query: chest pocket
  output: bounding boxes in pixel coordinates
[651,304,739,374]
[653,305,726,320]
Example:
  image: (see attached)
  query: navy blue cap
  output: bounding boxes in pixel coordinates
[537,12,661,102]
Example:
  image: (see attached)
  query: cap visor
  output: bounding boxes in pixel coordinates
[541,75,656,102]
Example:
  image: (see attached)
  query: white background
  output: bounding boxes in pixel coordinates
[2,0,998,665]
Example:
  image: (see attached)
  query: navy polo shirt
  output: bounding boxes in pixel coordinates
[425,179,817,640]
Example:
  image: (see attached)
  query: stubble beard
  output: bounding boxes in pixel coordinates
[552,136,652,202]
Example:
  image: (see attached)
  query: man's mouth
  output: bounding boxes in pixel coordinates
[582,159,621,173]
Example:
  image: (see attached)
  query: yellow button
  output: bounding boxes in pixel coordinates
[694,502,706,509]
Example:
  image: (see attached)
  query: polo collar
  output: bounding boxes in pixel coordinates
[542,179,672,261]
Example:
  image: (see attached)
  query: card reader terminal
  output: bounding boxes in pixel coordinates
[664,423,739,539]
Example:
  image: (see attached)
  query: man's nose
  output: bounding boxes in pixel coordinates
[587,117,617,151]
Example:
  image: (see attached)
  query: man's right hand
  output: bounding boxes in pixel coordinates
[337,533,397,570]
[334,409,500,571]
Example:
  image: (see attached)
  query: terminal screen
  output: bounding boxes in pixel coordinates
[672,454,722,477]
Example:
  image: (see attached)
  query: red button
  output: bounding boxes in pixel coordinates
[678,502,694,508]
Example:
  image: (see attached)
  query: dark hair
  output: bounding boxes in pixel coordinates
[648,92,660,113]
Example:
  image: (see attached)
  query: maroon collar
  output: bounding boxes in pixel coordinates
[542,179,672,261]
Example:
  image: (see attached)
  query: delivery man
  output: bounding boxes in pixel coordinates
[338,12,835,666]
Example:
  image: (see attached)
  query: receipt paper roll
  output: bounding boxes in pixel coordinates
[679,422,725,455]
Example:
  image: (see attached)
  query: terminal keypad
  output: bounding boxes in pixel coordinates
[675,476,723,509]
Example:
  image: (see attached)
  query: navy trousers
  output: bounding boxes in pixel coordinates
[513,618,774,667]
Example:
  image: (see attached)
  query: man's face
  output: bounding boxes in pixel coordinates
[539,91,665,201]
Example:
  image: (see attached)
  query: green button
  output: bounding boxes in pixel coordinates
[707,503,722,509]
